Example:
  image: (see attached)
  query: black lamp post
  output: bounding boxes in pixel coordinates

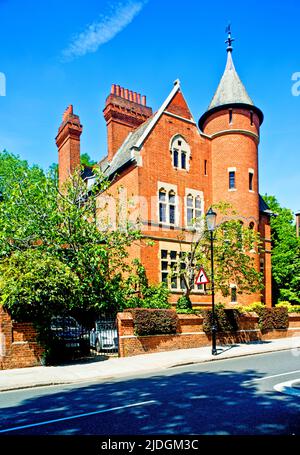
[206,207,217,355]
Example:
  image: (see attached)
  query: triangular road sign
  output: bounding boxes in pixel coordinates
[195,267,210,285]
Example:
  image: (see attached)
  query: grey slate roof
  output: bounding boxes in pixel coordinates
[199,50,264,130]
[104,115,154,178]
[208,51,254,110]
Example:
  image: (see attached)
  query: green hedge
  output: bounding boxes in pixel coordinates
[276,302,300,313]
[128,308,178,336]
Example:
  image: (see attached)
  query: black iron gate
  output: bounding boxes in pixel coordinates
[90,318,118,355]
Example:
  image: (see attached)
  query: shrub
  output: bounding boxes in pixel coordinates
[143,283,170,309]
[176,295,193,313]
[242,302,265,313]
[273,307,289,329]
[257,307,289,331]
[276,301,290,308]
[289,305,300,313]
[129,308,178,336]
[276,302,300,313]
[201,304,240,333]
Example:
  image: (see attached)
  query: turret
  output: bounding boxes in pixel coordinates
[199,28,263,226]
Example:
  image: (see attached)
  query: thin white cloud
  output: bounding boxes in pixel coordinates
[62,1,147,61]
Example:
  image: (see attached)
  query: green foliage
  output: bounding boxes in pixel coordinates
[263,195,300,304]
[143,284,170,309]
[176,295,193,313]
[0,249,80,322]
[177,202,263,301]
[242,302,265,313]
[122,260,170,309]
[80,153,96,167]
[0,151,141,324]
[276,302,300,313]
[129,308,178,336]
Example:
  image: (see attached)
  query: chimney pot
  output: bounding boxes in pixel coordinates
[137,93,141,104]
[141,95,146,106]
[111,84,115,94]
[128,91,133,101]
[124,88,129,99]
[133,92,137,103]
[120,87,125,98]
[116,85,120,96]
[63,104,73,121]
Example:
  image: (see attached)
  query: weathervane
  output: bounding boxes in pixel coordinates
[225,24,234,52]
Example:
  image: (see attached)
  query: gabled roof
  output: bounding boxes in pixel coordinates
[105,115,154,177]
[199,50,264,130]
[105,80,194,178]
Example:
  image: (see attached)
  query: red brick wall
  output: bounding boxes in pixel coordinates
[0,308,43,370]
[117,311,300,357]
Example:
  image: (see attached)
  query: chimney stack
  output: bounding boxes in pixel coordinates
[103,84,152,161]
[55,105,82,189]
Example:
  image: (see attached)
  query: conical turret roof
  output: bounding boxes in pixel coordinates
[208,51,254,109]
[199,47,263,131]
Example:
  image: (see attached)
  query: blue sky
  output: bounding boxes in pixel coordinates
[0,0,299,213]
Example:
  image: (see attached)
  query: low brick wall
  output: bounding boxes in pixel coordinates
[117,311,300,357]
[0,308,44,370]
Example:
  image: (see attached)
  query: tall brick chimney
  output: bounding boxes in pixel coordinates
[103,84,152,162]
[55,105,82,188]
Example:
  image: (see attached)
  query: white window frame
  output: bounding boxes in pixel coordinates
[159,241,205,293]
[228,167,237,191]
[185,188,204,230]
[157,182,178,226]
[248,168,254,192]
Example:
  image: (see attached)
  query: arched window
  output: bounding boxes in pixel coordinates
[158,188,177,225]
[186,194,202,227]
[169,191,176,225]
[159,189,167,223]
[170,135,190,171]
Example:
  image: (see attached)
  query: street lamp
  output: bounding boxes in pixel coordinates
[206,207,217,355]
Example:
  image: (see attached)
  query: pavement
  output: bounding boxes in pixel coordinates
[1,336,300,392]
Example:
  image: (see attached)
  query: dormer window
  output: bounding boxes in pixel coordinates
[170,135,190,171]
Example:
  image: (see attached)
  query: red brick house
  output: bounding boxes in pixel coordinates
[56,42,272,308]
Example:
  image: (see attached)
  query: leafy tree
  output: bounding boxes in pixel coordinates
[80,153,96,167]
[263,195,300,304]
[175,202,263,301]
[0,249,80,322]
[121,259,170,309]
[0,150,141,321]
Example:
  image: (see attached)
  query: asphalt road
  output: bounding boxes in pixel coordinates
[0,350,299,436]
